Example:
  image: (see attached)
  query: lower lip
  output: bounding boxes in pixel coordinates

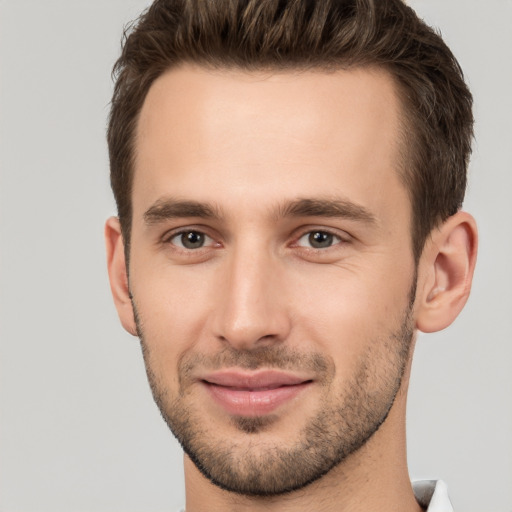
[203,382,311,416]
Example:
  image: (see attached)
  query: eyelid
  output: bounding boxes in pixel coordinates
[296,231,341,248]
[161,225,220,248]
[291,226,351,248]
[159,224,351,253]
[170,231,214,249]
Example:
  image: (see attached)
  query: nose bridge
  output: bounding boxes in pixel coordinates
[213,238,290,349]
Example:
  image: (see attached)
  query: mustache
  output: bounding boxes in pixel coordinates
[178,345,334,387]
[181,345,330,372]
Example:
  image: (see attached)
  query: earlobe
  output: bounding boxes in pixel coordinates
[105,217,138,336]
[416,211,478,333]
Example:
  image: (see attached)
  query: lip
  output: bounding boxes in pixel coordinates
[201,370,313,416]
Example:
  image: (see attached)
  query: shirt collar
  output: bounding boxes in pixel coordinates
[413,480,454,512]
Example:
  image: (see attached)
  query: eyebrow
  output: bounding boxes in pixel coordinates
[143,196,376,226]
[143,198,222,225]
[276,198,377,224]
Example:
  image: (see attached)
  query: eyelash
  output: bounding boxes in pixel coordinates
[163,228,219,251]
[293,230,345,250]
[161,226,350,255]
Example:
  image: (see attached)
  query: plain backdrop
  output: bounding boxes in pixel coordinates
[0,1,511,511]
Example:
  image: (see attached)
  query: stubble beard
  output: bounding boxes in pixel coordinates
[133,285,416,497]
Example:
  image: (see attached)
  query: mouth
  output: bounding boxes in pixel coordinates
[201,370,313,416]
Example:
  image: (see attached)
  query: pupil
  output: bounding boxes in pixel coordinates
[182,231,204,249]
[309,231,333,248]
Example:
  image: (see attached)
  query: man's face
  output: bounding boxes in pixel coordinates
[128,65,417,495]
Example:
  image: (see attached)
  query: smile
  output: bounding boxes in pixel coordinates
[201,370,313,416]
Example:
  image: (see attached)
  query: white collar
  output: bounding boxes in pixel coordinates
[178,479,454,512]
[413,480,454,512]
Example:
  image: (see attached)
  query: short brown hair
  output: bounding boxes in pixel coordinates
[108,0,473,261]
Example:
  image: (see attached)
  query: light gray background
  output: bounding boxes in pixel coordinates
[0,1,511,511]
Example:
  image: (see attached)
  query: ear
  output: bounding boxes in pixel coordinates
[416,211,478,333]
[105,217,138,336]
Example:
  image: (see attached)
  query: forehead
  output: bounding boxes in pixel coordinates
[133,64,408,223]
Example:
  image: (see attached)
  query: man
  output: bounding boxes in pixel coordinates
[105,0,478,510]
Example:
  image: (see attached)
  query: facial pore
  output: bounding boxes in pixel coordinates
[134,281,415,496]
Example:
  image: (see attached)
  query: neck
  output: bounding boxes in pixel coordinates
[183,365,422,512]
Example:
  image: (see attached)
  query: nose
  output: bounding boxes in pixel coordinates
[212,245,291,350]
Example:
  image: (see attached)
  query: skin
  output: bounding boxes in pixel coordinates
[106,65,477,512]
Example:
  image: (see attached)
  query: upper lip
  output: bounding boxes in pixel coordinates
[201,370,312,390]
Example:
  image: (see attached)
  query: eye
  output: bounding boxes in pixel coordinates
[296,230,342,249]
[168,230,214,250]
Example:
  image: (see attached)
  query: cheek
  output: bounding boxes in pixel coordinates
[131,260,217,373]
[288,262,413,360]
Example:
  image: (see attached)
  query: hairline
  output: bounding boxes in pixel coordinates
[122,61,425,265]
